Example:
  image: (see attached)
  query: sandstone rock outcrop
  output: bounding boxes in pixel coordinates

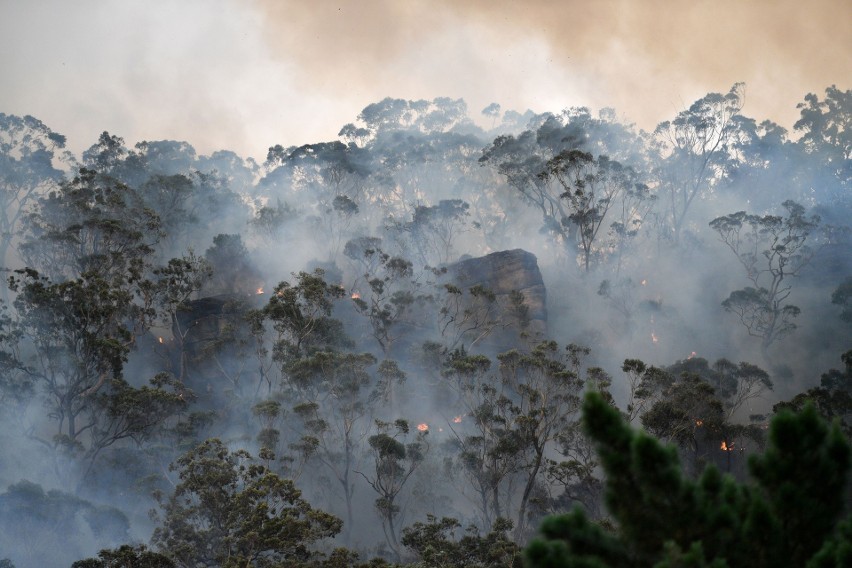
[446,248,547,350]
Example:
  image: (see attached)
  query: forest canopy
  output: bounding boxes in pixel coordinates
[0,85,850,567]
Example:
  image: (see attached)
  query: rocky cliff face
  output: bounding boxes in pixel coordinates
[447,248,547,349]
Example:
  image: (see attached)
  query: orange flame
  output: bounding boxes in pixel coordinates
[721,440,733,451]
[688,351,697,360]
[695,419,703,427]
[641,279,647,286]
[651,332,659,344]
[158,337,164,344]
[256,287,264,295]
[416,423,429,432]
[351,292,361,300]
[452,415,463,424]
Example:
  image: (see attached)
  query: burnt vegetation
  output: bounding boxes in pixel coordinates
[0,87,850,567]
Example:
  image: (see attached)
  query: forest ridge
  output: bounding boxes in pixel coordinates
[0,84,850,567]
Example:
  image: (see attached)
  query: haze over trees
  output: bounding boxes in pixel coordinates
[0,84,849,567]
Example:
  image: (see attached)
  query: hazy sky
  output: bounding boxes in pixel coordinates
[1,0,849,160]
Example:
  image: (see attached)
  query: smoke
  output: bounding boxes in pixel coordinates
[0,2,850,564]
[4,1,848,162]
[254,0,850,134]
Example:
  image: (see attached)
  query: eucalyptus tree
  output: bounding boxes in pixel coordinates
[794,85,851,203]
[653,83,744,241]
[497,342,586,540]
[287,350,385,539]
[349,246,429,357]
[151,439,341,567]
[481,110,648,269]
[0,114,68,275]
[4,166,198,482]
[440,350,521,530]
[709,200,821,353]
[357,418,430,562]
[622,356,771,475]
[538,150,636,271]
[386,199,472,267]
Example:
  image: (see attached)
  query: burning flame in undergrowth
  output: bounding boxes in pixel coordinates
[695,419,703,427]
[641,279,647,286]
[256,287,264,295]
[651,332,659,344]
[158,337,164,344]
[452,415,463,424]
[351,292,361,300]
[721,441,733,451]
[688,351,697,360]
[417,423,429,432]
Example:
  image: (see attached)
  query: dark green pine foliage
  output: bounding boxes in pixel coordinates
[525,392,851,568]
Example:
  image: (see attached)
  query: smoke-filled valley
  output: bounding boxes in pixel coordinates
[0,84,850,567]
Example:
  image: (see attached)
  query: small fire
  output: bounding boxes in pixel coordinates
[158,337,164,344]
[688,351,697,360]
[641,279,647,286]
[720,440,733,451]
[256,287,264,295]
[416,423,429,432]
[651,332,659,344]
[452,415,463,424]
[351,292,361,300]
[695,419,703,427]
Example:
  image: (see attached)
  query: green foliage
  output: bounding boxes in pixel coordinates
[71,544,175,568]
[0,113,68,273]
[20,167,160,282]
[774,350,852,438]
[794,85,851,163]
[348,245,428,355]
[437,282,502,350]
[654,83,744,240]
[0,302,31,408]
[151,438,342,567]
[401,515,521,567]
[287,350,382,531]
[481,110,647,268]
[360,419,431,561]
[525,391,851,568]
[621,355,772,477]
[539,150,635,271]
[388,199,471,266]
[204,233,260,295]
[9,269,136,441]
[257,268,349,369]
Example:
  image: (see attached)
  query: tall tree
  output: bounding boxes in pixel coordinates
[539,151,635,271]
[497,342,585,539]
[710,200,821,353]
[653,83,744,241]
[358,419,430,561]
[287,350,386,539]
[151,438,341,567]
[794,85,851,204]
[0,114,68,276]
[19,167,160,283]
